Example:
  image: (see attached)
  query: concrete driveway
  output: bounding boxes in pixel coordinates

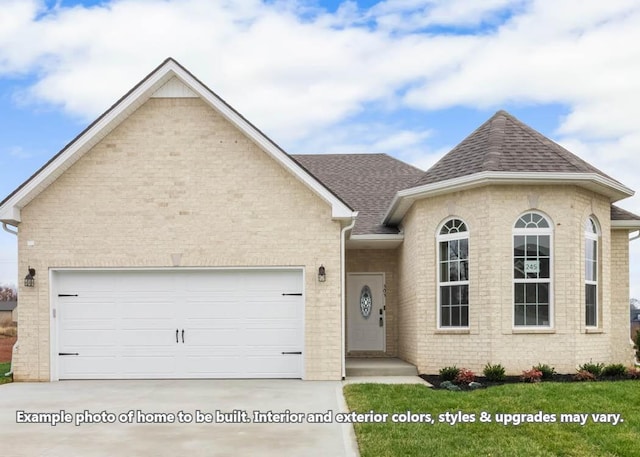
[0,380,359,457]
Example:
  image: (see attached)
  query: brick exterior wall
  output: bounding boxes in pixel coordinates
[397,184,635,374]
[346,249,399,356]
[14,97,343,381]
[610,230,635,363]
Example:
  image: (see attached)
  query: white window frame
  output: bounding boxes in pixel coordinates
[585,216,599,328]
[437,218,470,329]
[512,211,554,329]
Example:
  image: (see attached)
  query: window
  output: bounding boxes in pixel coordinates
[585,217,599,327]
[513,212,552,327]
[438,219,469,328]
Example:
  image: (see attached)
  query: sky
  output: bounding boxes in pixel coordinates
[0,0,639,298]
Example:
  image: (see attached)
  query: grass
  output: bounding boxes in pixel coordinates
[344,382,640,457]
[0,362,12,385]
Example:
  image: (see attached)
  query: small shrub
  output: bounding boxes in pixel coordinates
[533,363,556,380]
[574,370,597,382]
[454,368,476,384]
[439,366,460,382]
[483,363,506,382]
[578,361,604,377]
[440,381,461,391]
[521,368,543,383]
[627,367,640,379]
[601,364,627,378]
[634,330,640,362]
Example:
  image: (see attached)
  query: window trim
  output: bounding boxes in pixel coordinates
[512,211,554,330]
[585,216,600,328]
[436,218,470,330]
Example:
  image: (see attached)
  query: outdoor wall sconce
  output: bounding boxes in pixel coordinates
[318,265,326,282]
[24,267,36,288]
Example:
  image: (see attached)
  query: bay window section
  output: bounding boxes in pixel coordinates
[513,212,552,327]
[585,217,599,327]
[438,219,469,328]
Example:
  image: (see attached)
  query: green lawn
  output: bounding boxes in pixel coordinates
[344,382,640,457]
[0,362,12,385]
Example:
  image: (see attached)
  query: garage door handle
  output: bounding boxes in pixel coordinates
[176,329,179,343]
[281,351,302,355]
[282,293,302,296]
[59,352,79,356]
[181,329,185,343]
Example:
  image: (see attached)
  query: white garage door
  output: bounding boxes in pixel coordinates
[53,269,304,379]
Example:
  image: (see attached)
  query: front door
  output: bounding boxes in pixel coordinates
[347,273,385,352]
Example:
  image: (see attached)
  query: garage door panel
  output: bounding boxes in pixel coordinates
[61,329,118,347]
[121,301,175,319]
[183,329,241,346]
[184,301,241,319]
[60,357,119,378]
[62,302,115,320]
[56,269,304,379]
[244,328,300,345]
[183,356,244,375]
[120,329,178,346]
[244,302,300,319]
[120,356,177,375]
[244,356,301,377]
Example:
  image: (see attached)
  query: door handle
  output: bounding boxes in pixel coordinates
[181,329,185,343]
[176,329,179,343]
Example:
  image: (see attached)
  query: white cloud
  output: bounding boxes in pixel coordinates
[370,0,526,31]
[1,0,640,296]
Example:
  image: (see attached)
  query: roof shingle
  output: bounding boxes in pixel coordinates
[413,110,620,187]
[611,205,640,221]
[292,154,424,235]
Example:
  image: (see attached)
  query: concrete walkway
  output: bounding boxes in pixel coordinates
[0,380,359,457]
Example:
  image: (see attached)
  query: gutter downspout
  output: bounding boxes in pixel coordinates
[2,222,18,376]
[2,223,17,236]
[340,213,358,380]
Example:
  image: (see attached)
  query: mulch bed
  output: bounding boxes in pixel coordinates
[420,373,624,390]
[0,336,17,363]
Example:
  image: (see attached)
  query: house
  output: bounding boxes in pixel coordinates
[1,58,639,381]
[0,300,17,323]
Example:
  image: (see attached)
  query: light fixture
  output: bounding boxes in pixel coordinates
[24,266,36,288]
[318,265,326,282]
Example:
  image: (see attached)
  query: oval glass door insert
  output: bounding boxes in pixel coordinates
[360,285,372,319]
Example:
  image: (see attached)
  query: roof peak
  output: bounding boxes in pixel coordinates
[411,109,621,189]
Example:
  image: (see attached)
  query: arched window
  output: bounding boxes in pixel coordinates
[513,212,552,327]
[438,218,469,328]
[585,216,599,327]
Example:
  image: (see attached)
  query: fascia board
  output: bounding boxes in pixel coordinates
[611,220,640,229]
[383,172,635,225]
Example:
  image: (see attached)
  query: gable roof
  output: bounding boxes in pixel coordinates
[0,58,354,224]
[384,110,634,225]
[293,154,423,235]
